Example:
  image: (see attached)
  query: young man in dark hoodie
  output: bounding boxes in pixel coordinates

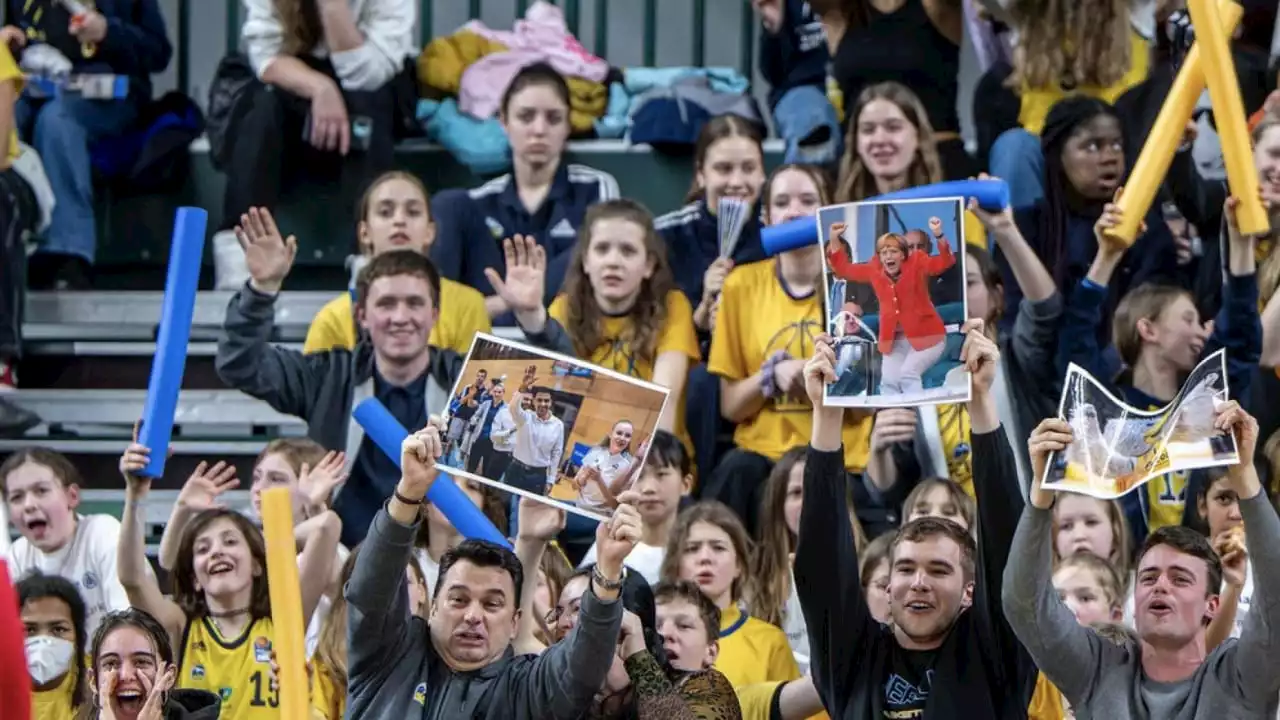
[216,207,464,546]
[345,421,636,719]
[795,322,1039,718]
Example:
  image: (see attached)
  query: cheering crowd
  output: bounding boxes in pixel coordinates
[3,0,1280,718]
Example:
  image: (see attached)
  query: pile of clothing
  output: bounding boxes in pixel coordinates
[414,0,760,174]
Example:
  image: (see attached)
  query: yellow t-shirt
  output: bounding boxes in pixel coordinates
[303,277,492,356]
[310,656,344,720]
[737,680,830,720]
[713,604,801,689]
[31,670,76,720]
[179,616,279,719]
[0,44,21,166]
[937,403,973,497]
[1028,671,1068,720]
[708,260,871,469]
[1017,30,1150,135]
[547,289,701,461]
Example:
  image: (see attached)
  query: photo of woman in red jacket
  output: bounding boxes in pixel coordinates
[819,197,969,406]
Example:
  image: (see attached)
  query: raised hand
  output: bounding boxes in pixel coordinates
[297,451,348,516]
[236,207,298,294]
[1214,401,1258,474]
[595,490,643,573]
[1094,186,1144,253]
[928,216,944,238]
[484,235,547,315]
[825,222,848,256]
[802,334,838,407]
[871,408,918,454]
[1027,418,1073,509]
[176,461,239,512]
[516,496,566,542]
[119,421,155,496]
[1213,528,1248,589]
[399,420,444,500]
[958,318,1000,394]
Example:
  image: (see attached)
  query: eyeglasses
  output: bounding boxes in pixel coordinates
[544,600,582,627]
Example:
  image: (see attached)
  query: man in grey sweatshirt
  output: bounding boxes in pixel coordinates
[344,422,635,718]
[1004,405,1280,719]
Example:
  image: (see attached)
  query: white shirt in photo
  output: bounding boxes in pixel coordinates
[6,513,131,639]
[512,408,565,481]
[489,405,518,453]
[577,446,635,512]
[578,541,665,586]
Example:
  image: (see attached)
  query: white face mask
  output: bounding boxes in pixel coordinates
[26,635,75,686]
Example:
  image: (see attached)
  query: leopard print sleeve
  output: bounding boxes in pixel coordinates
[624,651,744,720]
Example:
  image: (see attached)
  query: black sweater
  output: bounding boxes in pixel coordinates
[794,426,1037,719]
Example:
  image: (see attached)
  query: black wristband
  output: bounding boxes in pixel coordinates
[393,488,423,506]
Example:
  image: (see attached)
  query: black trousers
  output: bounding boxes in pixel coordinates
[0,169,36,359]
[503,458,550,496]
[467,435,495,475]
[219,56,397,232]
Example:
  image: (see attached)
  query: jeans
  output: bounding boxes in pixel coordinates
[988,127,1045,212]
[16,94,138,263]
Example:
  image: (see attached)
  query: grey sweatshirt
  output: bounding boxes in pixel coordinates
[344,503,623,719]
[1003,492,1280,719]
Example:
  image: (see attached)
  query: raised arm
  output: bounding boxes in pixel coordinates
[521,494,634,718]
[512,499,567,655]
[1206,197,1263,398]
[295,511,343,625]
[1002,420,1113,707]
[1055,198,1132,380]
[117,440,187,650]
[794,337,876,709]
[214,208,329,418]
[1214,405,1280,703]
[156,462,240,571]
[346,424,443,679]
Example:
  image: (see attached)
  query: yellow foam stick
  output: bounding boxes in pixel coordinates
[1188,0,1270,236]
[1110,0,1243,244]
[262,487,308,718]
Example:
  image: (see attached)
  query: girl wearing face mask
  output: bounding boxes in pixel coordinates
[3,448,134,644]
[551,569,741,718]
[84,608,221,720]
[116,438,342,720]
[310,549,430,720]
[18,573,86,719]
[661,501,800,689]
[431,62,621,323]
[752,447,867,673]
[1058,188,1261,550]
[155,439,350,660]
[492,199,701,460]
[656,114,769,330]
[304,171,492,357]
[704,164,873,537]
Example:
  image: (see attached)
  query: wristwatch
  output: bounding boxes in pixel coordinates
[592,565,626,593]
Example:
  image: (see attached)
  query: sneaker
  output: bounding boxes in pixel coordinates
[213,229,249,291]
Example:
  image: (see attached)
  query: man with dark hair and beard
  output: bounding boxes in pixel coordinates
[794,321,1039,719]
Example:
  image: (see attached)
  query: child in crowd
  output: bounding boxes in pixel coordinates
[752,446,867,672]
[19,573,87,718]
[304,170,491,356]
[1058,189,1261,548]
[413,475,508,597]
[1197,470,1254,645]
[156,439,350,659]
[901,476,976,532]
[858,533,895,624]
[657,115,768,326]
[117,436,342,720]
[577,430,692,584]
[497,199,701,455]
[661,501,800,689]
[3,448,131,641]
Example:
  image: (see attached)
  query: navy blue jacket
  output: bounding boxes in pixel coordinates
[430,162,619,324]
[7,0,171,91]
[758,0,829,109]
[656,198,767,307]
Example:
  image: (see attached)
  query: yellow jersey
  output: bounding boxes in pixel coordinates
[31,670,76,720]
[303,277,492,357]
[548,289,701,462]
[0,44,21,167]
[937,403,973,497]
[1028,671,1068,720]
[713,604,801,689]
[708,259,871,469]
[310,656,345,720]
[179,616,279,719]
[1017,30,1150,135]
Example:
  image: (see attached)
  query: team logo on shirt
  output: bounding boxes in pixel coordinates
[219,687,233,703]
[413,682,427,705]
[81,571,99,590]
[484,217,505,239]
[190,664,206,680]
[253,636,272,664]
[550,218,576,238]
